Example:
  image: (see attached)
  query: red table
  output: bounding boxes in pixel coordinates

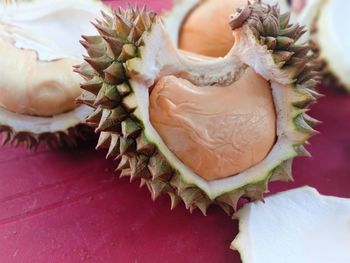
[1,1,350,262]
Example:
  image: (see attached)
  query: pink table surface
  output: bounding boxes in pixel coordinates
[1,1,350,262]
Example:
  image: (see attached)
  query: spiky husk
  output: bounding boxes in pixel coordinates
[295,0,348,91]
[77,2,319,216]
[0,124,93,150]
[0,107,95,150]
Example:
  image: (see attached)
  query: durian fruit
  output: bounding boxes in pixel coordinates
[164,0,293,57]
[77,1,320,215]
[0,0,109,149]
[232,187,350,263]
[296,0,350,90]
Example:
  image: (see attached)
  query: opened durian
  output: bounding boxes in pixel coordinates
[77,1,320,215]
[232,187,350,263]
[164,0,294,57]
[296,0,350,91]
[0,0,109,149]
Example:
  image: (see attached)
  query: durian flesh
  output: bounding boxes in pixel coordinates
[232,187,350,263]
[0,0,108,148]
[165,0,294,57]
[78,2,319,215]
[149,69,277,181]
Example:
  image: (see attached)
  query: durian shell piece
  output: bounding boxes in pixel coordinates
[297,0,350,91]
[77,2,319,216]
[232,187,350,263]
[0,105,94,150]
[0,0,109,149]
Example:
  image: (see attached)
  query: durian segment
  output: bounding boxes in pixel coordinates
[178,0,247,57]
[0,0,109,148]
[149,70,277,181]
[165,0,294,57]
[0,38,81,116]
[77,2,319,215]
[232,187,350,263]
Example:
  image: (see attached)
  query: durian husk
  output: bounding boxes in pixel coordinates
[296,0,348,91]
[0,0,108,149]
[76,2,320,216]
[0,106,94,150]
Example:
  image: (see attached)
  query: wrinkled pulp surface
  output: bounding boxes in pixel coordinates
[0,1,349,262]
[150,70,276,181]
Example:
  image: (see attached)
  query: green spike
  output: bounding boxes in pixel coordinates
[124,57,141,77]
[104,62,125,85]
[120,168,131,178]
[292,86,316,108]
[119,136,135,155]
[279,12,291,28]
[121,118,142,138]
[122,93,138,112]
[96,132,111,150]
[294,114,320,135]
[270,160,293,182]
[147,179,168,200]
[92,21,116,38]
[84,55,113,75]
[94,83,121,108]
[82,35,103,45]
[118,44,137,62]
[192,198,211,215]
[86,107,103,126]
[80,40,106,58]
[264,36,277,50]
[107,134,120,158]
[262,16,279,37]
[273,51,294,65]
[276,36,294,49]
[103,36,125,59]
[170,173,190,193]
[129,155,151,180]
[294,144,311,157]
[127,26,143,43]
[179,188,202,210]
[216,190,244,211]
[115,13,132,39]
[116,155,130,170]
[97,108,123,132]
[279,24,299,38]
[80,76,103,96]
[148,153,173,180]
[136,132,155,156]
[74,62,95,79]
[76,91,96,107]
[244,183,266,201]
[117,83,132,96]
[167,192,181,210]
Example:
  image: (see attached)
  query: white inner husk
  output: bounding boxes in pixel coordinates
[0,104,92,133]
[232,187,350,263]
